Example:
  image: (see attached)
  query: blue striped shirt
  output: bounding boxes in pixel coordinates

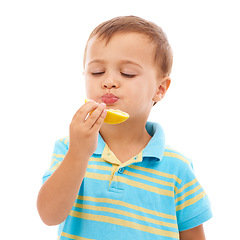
[42,121,212,239]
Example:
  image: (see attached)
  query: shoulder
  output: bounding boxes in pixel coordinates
[163,145,193,167]
[42,136,69,182]
[57,136,69,148]
[160,145,195,181]
[51,136,69,165]
[52,136,69,153]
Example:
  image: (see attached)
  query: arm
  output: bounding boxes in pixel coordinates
[179,224,206,240]
[37,101,107,226]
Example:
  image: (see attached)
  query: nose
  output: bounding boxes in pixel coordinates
[102,76,119,89]
[103,82,116,89]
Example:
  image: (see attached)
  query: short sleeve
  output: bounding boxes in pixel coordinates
[42,137,69,184]
[175,162,212,231]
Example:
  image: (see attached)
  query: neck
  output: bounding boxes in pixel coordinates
[99,119,151,149]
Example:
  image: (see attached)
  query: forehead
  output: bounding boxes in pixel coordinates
[84,32,156,67]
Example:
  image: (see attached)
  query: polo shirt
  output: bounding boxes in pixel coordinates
[42,121,212,240]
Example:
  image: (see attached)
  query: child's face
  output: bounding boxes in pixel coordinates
[84,32,166,121]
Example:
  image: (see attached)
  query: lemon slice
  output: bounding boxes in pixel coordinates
[104,109,129,124]
[85,99,129,124]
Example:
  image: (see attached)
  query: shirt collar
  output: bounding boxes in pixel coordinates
[94,121,165,161]
[142,121,165,161]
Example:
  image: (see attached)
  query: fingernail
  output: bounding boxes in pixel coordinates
[100,102,106,107]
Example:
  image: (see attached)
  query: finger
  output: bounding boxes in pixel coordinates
[72,101,99,124]
[90,108,107,132]
[85,103,106,127]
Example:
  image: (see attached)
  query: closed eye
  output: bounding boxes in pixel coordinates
[121,72,136,78]
[92,72,105,76]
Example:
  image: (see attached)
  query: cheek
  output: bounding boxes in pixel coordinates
[84,77,102,103]
[84,78,90,95]
[126,86,146,108]
[85,77,95,97]
[126,86,140,100]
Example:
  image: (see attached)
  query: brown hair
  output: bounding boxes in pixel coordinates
[83,15,173,77]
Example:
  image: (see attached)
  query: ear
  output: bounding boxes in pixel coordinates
[152,76,171,102]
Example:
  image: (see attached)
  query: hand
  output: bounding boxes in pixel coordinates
[68,100,107,159]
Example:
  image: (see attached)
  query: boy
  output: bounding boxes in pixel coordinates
[37,16,212,240]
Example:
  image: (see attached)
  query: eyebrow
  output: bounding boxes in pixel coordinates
[88,59,106,65]
[88,59,143,69]
[120,60,143,69]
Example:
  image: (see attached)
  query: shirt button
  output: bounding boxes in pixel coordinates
[118,167,125,174]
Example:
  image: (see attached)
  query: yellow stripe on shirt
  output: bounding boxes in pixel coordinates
[77,195,176,220]
[129,165,182,184]
[69,211,179,239]
[60,137,69,146]
[61,232,95,240]
[87,164,174,188]
[124,170,174,187]
[117,175,174,197]
[87,165,112,171]
[74,203,178,229]
[49,160,61,171]
[84,172,174,197]
[52,153,65,158]
[175,185,202,203]
[175,191,206,211]
[175,179,198,194]
[163,152,190,165]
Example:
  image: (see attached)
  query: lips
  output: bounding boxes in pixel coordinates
[101,93,119,104]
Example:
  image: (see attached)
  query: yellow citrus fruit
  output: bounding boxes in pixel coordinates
[104,109,129,124]
[85,99,129,124]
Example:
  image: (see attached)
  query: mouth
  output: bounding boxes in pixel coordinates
[101,93,119,104]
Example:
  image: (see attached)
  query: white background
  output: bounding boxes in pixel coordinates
[1,0,239,239]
